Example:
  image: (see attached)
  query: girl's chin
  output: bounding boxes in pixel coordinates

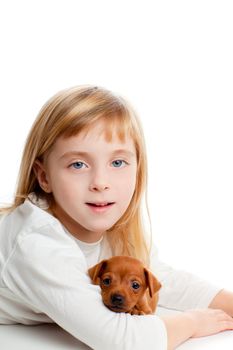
[83,218,120,232]
[85,225,114,233]
[84,223,119,235]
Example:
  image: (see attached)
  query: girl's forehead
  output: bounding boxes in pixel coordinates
[77,119,128,141]
[64,120,133,145]
[51,126,136,158]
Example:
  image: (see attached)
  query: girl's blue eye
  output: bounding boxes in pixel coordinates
[112,160,126,168]
[71,162,86,169]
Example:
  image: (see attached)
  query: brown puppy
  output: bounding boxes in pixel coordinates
[88,256,161,315]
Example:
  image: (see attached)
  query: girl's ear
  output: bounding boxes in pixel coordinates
[33,159,52,193]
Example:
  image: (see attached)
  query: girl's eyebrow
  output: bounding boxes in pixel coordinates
[59,149,136,160]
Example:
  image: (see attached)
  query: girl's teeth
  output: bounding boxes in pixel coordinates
[88,203,112,207]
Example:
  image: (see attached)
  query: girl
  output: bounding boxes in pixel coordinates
[0,85,233,350]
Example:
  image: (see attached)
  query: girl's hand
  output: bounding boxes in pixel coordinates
[187,308,233,338]
[161,308,233,350]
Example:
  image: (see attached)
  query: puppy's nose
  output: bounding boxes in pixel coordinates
[111,294,125,306]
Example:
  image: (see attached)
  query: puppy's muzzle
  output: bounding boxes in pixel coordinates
[111,293,125,306]
[108,293,127,311]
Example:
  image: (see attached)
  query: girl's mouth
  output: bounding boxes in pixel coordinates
[86,202,115,212]
[86,202,114,207]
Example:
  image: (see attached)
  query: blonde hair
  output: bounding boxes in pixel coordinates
[1,85,152,265]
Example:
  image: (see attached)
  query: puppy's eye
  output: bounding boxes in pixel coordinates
[131,281,140,290]
[102,278,111,286]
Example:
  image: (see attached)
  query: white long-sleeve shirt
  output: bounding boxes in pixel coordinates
[0,198,221,350]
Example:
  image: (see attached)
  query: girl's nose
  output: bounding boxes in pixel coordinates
[89,183,110,192]
[89,172,110,192]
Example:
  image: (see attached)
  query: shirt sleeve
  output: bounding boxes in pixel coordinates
[150,244,222,311]
[2,232,167,350]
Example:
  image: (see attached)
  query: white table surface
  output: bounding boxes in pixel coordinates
[1,308,233,349]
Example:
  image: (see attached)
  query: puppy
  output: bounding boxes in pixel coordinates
[88,256,161,315]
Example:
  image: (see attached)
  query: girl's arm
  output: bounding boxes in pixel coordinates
[209,289,233,316]
[149,244,222,311]
[3,232,167,350]
[149,244,233,317]
[3,232,233,350]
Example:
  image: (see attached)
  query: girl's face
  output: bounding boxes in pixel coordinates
[36,121,137,242]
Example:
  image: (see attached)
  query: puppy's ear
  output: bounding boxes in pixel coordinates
[144,268,161,298]
[88,260,108,285]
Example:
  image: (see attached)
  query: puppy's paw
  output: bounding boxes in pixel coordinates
[129,307,145,315]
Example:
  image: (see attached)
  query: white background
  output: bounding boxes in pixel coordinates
[0,1,232,291]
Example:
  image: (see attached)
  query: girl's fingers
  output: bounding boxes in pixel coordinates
[217,311,233,322]
[209,308,232,320]
[220,321,233,331]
